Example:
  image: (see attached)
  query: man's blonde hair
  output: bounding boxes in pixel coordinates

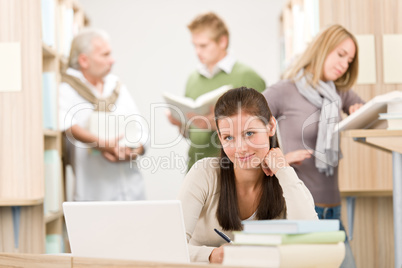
[68,28,110,70]
[187,12,229,47]
[283,24,359,91]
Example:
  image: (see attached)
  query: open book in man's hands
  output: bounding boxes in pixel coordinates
[163,85,232,123]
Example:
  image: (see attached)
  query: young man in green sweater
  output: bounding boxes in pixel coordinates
[167,12,266,170]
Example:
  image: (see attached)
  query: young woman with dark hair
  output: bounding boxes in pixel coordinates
[178,87,318,263]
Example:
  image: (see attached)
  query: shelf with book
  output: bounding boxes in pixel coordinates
[0,0,88,255]
[41,0,88,254]
[279,1,401,267]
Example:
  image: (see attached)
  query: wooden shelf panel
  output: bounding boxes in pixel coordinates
[59,56,68,69]
[342,129,402,154]
[44,129,61,138]
[342,129,402,138]
[340,189,393,197]
[44,129,60,137]
[42,43,57,58]
[45,211,63,224]
[0,198,44,206]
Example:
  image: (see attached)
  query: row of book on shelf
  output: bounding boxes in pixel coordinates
[41,0,78,57]
[222,219,345,268]
[378,95,402,130]
[42,72,58,130]
[44,150,62,216]
[44,149,64,254]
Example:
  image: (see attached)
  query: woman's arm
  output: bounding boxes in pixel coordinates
[177,159,218,262]
[263,148,318,220]
[285,149,313,165]
[340,89,365,115]
[276,167,318,220]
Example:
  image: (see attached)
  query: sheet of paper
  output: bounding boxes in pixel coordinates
[383,34,402,84]
[0,42,22,92]
[355,35,376,84]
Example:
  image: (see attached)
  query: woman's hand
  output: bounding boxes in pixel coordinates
[349,103,363,114]
[262,148,289,176]
[285,150,313,165]
[209,245,226,263]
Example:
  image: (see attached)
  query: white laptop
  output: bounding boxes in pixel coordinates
[63,200,190,263]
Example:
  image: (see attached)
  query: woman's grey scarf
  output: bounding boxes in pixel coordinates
[294,70,342,176]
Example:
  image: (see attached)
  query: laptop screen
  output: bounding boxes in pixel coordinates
[63,200,190,263]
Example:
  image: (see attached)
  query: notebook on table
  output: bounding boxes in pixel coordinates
[63,200,190,263]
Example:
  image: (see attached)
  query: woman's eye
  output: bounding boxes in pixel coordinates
[245,131,254,137]
[224,136,233,141]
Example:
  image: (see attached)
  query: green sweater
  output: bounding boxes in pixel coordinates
[185,61,266,169]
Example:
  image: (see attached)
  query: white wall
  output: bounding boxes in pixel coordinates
[80,0,285,200]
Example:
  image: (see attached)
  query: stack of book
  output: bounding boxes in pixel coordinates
[335,90,402,132]
[223,220,345,268]
[379,99,402,130]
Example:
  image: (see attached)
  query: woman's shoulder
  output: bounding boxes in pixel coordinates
[188,157,221,178]
[336,88,357,98]
[265,79,297,94]
[263,79,297,101]
[185,157,221,194]
[336,88,364,107]
[192,157,221,171]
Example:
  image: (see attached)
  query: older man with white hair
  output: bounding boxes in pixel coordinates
[59,28,148,201]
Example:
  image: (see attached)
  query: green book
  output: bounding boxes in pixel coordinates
[233,230,345,245]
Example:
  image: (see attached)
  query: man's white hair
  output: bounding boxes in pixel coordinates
[68,28,110,70]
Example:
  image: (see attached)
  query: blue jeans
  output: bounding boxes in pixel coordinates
[315,205,356,268]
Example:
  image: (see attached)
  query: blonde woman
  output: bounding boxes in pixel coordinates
[263,24,364,268]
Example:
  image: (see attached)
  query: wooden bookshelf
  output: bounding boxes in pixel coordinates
[279,1,401,267]
[0,0,87,255]
[0,0,45,254]
[41,0,88,254]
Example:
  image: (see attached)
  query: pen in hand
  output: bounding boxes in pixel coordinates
[214,228,233,244]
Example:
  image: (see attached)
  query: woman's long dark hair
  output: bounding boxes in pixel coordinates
[214,87,286,231]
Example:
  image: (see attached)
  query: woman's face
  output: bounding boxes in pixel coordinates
[322,37,356,82]
[217,112,276,170]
